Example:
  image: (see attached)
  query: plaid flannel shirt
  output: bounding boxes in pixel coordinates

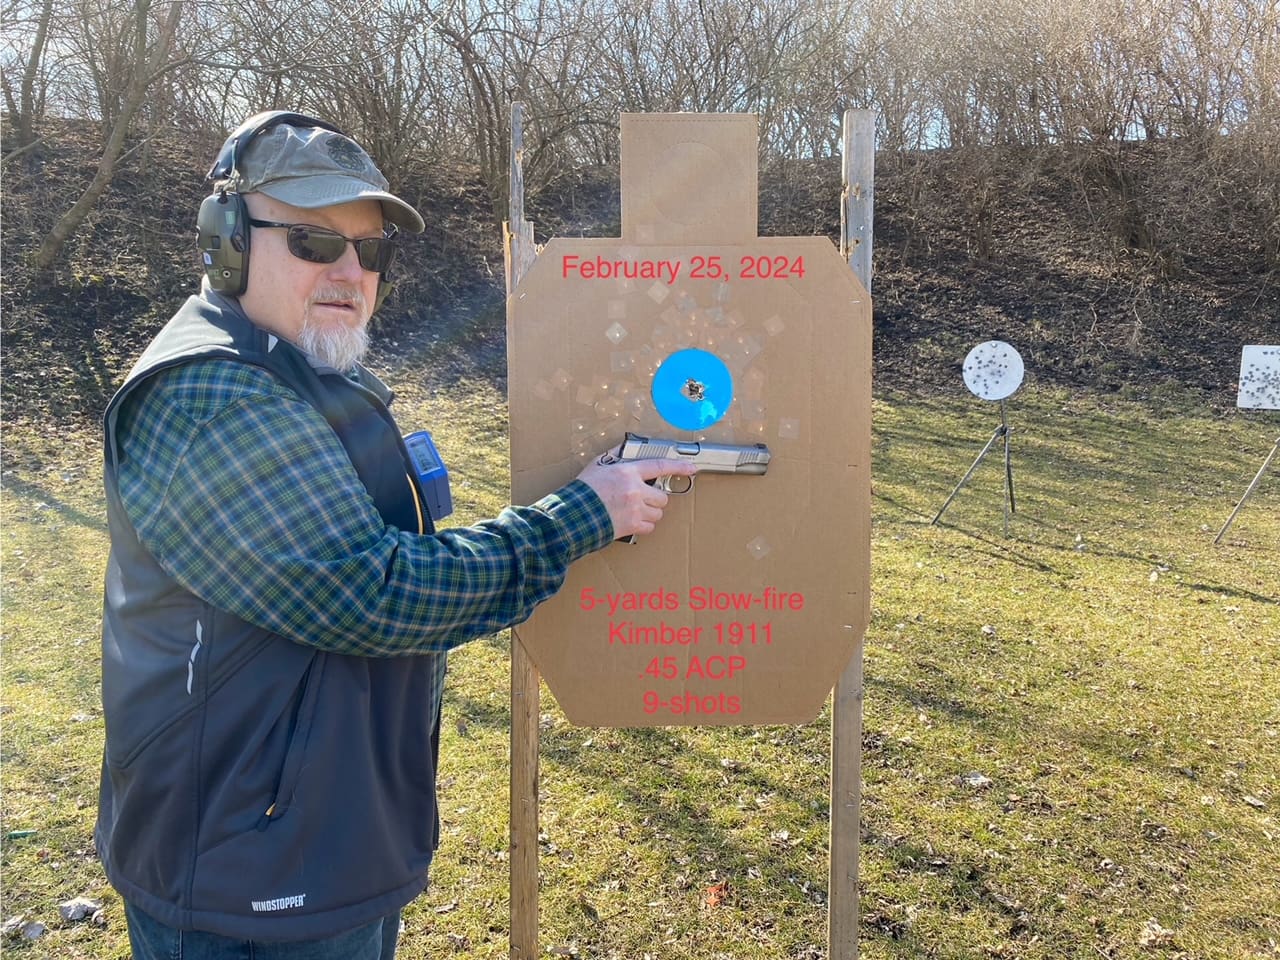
[113,358,612,656]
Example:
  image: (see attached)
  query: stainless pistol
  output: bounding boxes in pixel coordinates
[615,432,771,495]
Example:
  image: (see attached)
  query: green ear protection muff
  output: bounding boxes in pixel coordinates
[197,110,396,312]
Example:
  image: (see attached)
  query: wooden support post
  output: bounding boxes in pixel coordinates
[509,639,539,959]
[830,107,875,960]
[505,101,540,960]
[505,102,536,296]
[841,111,875,295]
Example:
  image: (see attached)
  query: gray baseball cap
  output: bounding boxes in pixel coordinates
[227,123,425,234]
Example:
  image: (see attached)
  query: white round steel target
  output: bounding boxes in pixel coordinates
[963,340,1024,401]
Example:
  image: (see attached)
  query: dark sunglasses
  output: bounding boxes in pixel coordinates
[248,219,398,273]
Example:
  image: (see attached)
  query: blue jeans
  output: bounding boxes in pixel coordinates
[123,902,401,960]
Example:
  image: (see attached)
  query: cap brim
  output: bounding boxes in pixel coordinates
[257,175,425,233]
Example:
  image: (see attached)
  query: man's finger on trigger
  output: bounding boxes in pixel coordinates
[633,458,698,481]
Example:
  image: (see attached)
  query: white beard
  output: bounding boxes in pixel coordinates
[298,321,369,372]
[298,286,370,371]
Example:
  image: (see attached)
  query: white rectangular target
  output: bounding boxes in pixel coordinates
[1237,345,1280,410]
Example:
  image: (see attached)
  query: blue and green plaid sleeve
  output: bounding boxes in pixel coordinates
[114,359,613,656]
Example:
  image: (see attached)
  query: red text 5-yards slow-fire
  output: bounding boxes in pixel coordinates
[579,586,805,615]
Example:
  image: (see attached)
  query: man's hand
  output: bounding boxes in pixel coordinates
[576,453,698,540]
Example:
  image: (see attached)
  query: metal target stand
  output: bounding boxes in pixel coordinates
[1214,435,1278,544]
[931,340,1024,537]
[931,397,1017,536]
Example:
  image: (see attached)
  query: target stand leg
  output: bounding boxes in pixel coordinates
[1213,436,1279,544]
[1000,400,1016,537]
[932,422,1009,527]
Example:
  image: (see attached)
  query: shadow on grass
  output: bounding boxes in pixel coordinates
[868,674,1009,730]
[922,518,1062,574]
[1182,577,1279,605]
[0,474,108,534]
[872,488,935,524]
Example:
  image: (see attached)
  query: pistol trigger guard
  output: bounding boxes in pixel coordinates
[667,474,694,495]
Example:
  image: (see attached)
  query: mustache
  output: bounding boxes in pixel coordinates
[306,285,368,311]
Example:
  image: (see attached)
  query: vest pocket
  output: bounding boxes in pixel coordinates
[259,653,327,826]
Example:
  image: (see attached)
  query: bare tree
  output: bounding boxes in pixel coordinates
[427,2,518,222]
[0,0,53,151]
[32,0,183,269]
[5,0,1275,276]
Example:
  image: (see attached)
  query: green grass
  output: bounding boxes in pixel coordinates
[2,378,1277,959]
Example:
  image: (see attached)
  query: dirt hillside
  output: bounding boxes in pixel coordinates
[3,120,1275,426]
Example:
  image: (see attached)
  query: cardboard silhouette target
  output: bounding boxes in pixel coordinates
[508,114,871,726]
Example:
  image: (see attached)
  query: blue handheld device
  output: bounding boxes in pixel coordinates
[403,431,453,521]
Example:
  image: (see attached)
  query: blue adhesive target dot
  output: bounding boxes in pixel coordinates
[651,348,734,431]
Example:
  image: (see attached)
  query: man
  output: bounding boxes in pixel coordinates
[97,111,694,959]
